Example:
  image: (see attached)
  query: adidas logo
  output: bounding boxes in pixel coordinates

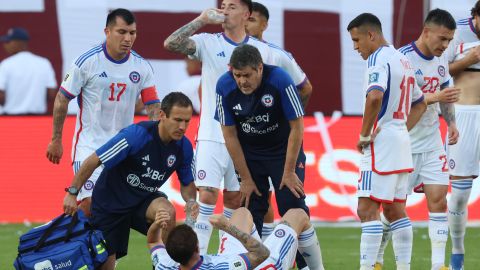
[233,104,242,110]
[415,69,423,76]
[217,51,226,57]
[99,71,108,78]
[142,155,150,161]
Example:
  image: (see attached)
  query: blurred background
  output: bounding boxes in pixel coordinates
[0,0,479,223]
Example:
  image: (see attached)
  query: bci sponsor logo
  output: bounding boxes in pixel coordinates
[245,113,269,123]
[142,167,166,181]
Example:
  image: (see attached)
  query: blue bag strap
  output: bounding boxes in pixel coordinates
[34,212,79,251]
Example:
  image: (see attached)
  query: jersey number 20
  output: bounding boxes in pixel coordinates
[108,83,127,101]
[393,76,414,120]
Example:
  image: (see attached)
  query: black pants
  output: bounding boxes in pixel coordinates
[245,152,310,268]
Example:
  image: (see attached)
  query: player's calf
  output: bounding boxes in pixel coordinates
[195,186,219,254]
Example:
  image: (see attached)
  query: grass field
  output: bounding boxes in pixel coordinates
[2,224,480,269]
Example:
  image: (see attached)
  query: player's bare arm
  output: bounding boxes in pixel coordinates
[280,117,304,198]
[449,46,480,76]
[406,98,427,131]
[46,91,70,164]
[221,125,261,208]
[357,90,383,153]
[180,182,199,220]
[63,153,101,215]
[164,9,225,55]
[147,209,170,248]
[209,215,270,268]
[47,88,58,110]
[440,101,459,145]
[145,102,161,120]
[297,79,312,109]
[424,87,460,105]
[0,89,5,105]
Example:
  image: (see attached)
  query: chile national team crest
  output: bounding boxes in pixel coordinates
[438,65,445,77]
[261,94,274,107]
[167,154,176,167]
[129,71,141,83]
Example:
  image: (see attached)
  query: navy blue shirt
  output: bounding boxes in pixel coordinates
[92,121,194,214]
[215,64,304,160]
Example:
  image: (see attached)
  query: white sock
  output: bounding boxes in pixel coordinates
[376,212,391,265]
[262,222,275,242]
[298,226,324,270]
[360,220,383,268]
[218,207,235,239]
[391,217,412,269]
[428,212,448,268]
[194,202,215,255]
[448,179,472,254]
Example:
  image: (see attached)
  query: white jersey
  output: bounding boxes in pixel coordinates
[151,245,250,270]
[445,17,480,66]
[190,33,306,143]
[0,51,57,114]
[398,42,453,153]
[60,43,156,161]
[361,45,424,174]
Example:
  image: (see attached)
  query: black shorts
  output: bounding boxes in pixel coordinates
[245,151,309,236]
[90,191,168,259]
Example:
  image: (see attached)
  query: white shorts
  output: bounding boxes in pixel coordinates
[447,105,480,177]
[220,224,298,270]
[357,170,409,203]
[194,140,239,191]
[408,149,449,194]
[73,160,104,201]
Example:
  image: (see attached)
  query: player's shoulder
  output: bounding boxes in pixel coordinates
[175,136,193,153]
[193,32,223,42]
[265,64,290,84]
[130,49,154,73]
[398,42,415,56]
[216,71,237,95]
[456,17,473,30]
[131,121,157,135]
[263,40,294,60]
[367,45,390,67]
[74,43,103,68]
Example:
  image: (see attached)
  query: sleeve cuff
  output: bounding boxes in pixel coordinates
[440,80,450,90]
[296,76,308,89]
[411,95,425,106]
[366,85,385,94]
[239,253,252,270]
[60,87,76,100]
[150,244,165,254]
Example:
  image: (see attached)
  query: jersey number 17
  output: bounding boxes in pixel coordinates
[108,83,127,101]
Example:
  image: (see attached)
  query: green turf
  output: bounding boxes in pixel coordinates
[2,224,480,269]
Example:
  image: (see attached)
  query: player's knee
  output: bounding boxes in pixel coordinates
[198,187,219,205]
[232,207,252,221]
[223,191,242,209]
[357,204,378,222]
[283,208,309,224]
[428,196,447,213]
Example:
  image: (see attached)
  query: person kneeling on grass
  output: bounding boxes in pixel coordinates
[147,207,324,270]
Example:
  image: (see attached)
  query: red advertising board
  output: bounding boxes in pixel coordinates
[0,115,479,223]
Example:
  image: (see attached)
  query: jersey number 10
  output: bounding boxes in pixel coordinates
[108,83,127,101]
[393,76,414,120]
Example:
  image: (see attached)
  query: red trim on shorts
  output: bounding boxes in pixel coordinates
[393,198,407,203]
[413,183,424,193]
[369,195,393,204]
[370,121,414,175]
[140,86,159,104]
[72,90,83,164]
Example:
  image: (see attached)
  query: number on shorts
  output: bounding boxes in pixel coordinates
[108,83,127,101]
[393,75,414,119]
[439,155,448,172]
[219,236,227,253]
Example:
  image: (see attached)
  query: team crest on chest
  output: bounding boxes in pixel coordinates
[167,154,176,167]
[438,65,445,77]
[261,94,274,107]
[129,71,141,83]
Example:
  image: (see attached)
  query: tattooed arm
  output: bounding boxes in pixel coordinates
[46,91,70,164]
[145,102,161,120]
[164,9,222,55]
[210,215,269,268]
[298,79,312,109]
[440,102,459,145]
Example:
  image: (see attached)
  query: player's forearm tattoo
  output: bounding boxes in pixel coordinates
[145,103,161,121]
[164,19,205,55]
[440,102,456,126]
[51,92,69,140]
[222,223,270,266]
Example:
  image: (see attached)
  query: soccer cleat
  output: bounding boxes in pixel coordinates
[373,263,383,270]
[449,254,464,270]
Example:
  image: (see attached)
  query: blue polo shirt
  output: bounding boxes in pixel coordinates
[92,121,194,213]
[215,64,304,160]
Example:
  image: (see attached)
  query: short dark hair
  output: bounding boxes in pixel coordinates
[229,44,263,70]
[106,8,136,27]
[472,1,480,17]
[347,13,382,33]
[161,92,193,117]
[240,0,253,14]
[166,225,198,265]
[425,8,456,30]
[252,2,269,21]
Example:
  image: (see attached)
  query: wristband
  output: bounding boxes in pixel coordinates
[359,134,371,142]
